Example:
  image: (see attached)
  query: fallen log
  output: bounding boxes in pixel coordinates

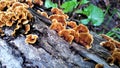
[0,1,119,68]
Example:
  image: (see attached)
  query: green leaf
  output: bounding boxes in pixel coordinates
[75,9,82,13]
[106,28,120,41]
[60,0,78,13]
[80,4,104,26]
[80,0,89,5]
[80,19,90,25]
[106,31,114,36]
[45,0,57,8]
[115,34,120,39]
[117,11,120,19]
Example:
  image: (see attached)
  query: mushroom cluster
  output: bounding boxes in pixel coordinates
[0,0,38,44]
[100,34,120,65]
[49,8,93,49]
[26,0,43,8]
[37,10,48,18]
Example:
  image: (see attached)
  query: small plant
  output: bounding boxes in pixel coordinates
[106,28,120,41]
[75,4,104,26]
[44,0,104,26]
[60,0,78,13]
[45,0,58,8]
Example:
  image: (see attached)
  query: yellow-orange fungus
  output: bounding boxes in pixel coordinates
[25,34,38,44]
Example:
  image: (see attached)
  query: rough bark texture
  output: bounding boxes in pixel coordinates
[0,8,119,68]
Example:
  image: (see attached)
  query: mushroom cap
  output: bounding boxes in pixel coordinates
[49,14,67,26]
[79,33,93,49]
[25,34,38,44]
[67,21,77,28]
[50,19,65,32]
[73,24,89,33]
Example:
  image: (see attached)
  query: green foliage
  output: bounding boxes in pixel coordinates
[44,0,104,26]
[80,19,90,24]
[76,4,104,26]
[117,11,120,19]
[45,0,57,8]
[79,0,89,5]
[60,0,78,13]
[60,0,89,13]
[106,28,120,41]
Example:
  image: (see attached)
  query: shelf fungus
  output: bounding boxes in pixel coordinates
[95,64,103,68]
[107,49,120,66]
[33,0,43,6]
[50,19,65,33]
[37,10,48,18]
[51,8,69,19]
[51,8,63,15]
[67,21,77,28]
[58,29,75,44]
[100,34,120,49]
[79,33,93,49]
[0,0,15,11]
[25,34,38,44]
[49,14,67,26]
[26,0,43,7]
[0,1,33,36]
[0,28,4,36]
[49,8,93,49]
[0,1,37,45]
[24,24,30,34]
[100,34,120,65]
[73,24,89,33]
[100,41,116,52]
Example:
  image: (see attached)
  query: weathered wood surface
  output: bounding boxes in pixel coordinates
[0,8,119,68]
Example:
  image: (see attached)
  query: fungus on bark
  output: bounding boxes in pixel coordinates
[50,19,65,33]
[49,14,67,26]
[67,21,77,28]
[95,64,103,68]
[25,34,38,44]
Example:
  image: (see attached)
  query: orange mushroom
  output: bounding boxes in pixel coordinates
[51,8,68,19]
[51,8,63,15]
[79,33,93,49]
[0,28,4,36]
[67,21,77,28]
[37,10,41,14]
[58,29,74,44]
[50,19,65,32]
[25,34,38,44]
[24,24,30,34]
[33,0,43,6]
[40,12,48,18]
[107,51,120,66]
[65,29,79,43]
[95,64,103,68]
[26,0,34,8]
[6,21,14,27]
[73,24,89,33]
[100,41,116,52]
[100,34,120,49]
[0,1,7,11]
[37,10,48,18]
[12,2,24,9]
[49,14,67,26]
[0,21,5,27]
